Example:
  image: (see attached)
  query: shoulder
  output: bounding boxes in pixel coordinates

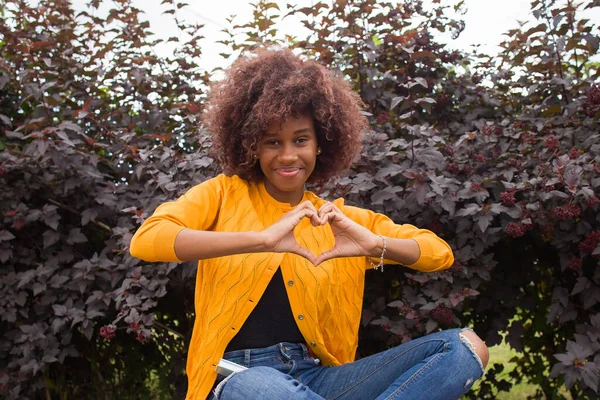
[339,202,373,221]
[190,174,250,191]
[210,173,249,188]
[333,199,385,227]
[182,174,252,200]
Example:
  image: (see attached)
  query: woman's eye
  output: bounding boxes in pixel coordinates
[265,140,279,146]
[296,137,308,144]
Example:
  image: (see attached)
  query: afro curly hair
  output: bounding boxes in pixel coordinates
[203,47,368,184]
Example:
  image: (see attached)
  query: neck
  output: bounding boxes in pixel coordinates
[264,180,304,206]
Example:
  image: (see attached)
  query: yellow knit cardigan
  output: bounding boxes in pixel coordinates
[129,174,454,399]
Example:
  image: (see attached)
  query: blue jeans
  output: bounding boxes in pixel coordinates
[208,328,485,400]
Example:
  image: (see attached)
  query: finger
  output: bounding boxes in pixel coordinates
[329,203,343,213]
[295,201,321,226]
[307,207,323,227]
[303,208,322,227]
[317,202,335,224]
[302,209,322,228]
[288,205,315,222]
[319,209,334,225]
[293,246,317,265]
[321,208,343,225]
[321,203,342,216]
[314,248,339,266]
[290,200,311,214]
[317,201,332,214]
[297,200,319,213]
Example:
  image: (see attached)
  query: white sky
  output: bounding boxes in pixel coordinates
[191,0,532,69]
[69,0,592,72]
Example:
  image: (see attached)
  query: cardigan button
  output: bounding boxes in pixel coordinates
[287,280,294,286]
[298,314,304,320]
[310,342,316,346]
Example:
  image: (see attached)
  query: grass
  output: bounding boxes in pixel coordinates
[468,342,572,400]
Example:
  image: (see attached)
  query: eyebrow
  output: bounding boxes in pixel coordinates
[263,128,313,137]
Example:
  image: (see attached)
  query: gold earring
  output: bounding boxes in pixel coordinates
[316,148,322,155]
[253,154,258,159]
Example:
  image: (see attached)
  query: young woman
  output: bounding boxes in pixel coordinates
[129,48,488,400]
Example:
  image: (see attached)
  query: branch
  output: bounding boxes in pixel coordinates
[567,0,580,81]
[31,53,54,125]
[153,320,185,340]
[48,198,112,233]
[543,10,570,105]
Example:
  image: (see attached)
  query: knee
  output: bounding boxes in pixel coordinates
[459,330,489,369]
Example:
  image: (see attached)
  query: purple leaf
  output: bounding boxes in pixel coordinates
[81,209,98,226]
[0,230,16,242]
[43,230,60,248]
[67,229,87,244]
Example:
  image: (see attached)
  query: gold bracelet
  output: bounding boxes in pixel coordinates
[369,235,387,271]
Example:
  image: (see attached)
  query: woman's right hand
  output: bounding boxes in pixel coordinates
[260,200,324,264]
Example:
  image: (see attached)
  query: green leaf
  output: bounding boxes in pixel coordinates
[372,33,383,47]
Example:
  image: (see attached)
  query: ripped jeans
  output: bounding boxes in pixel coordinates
[208,328,485,400]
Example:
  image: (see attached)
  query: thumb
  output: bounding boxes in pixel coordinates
[292,245,317,265]
[314,247,339,267]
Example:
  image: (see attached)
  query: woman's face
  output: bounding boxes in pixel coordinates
[257,113,318,206]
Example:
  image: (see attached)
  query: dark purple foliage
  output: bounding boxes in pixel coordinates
[0,0,599,399]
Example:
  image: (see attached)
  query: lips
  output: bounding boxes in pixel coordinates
[275,167,302,177]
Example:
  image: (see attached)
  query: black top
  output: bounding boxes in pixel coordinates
[225,268,305,352]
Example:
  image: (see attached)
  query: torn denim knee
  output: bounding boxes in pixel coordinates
[459,328,485,378]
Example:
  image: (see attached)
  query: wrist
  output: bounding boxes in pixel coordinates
[254,231,271,252]
[369,235,387,271]
[370,235,385,258]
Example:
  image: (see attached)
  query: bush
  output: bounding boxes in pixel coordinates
[0,0,598,398]
[0,0,213,397]
[304,1,600,397]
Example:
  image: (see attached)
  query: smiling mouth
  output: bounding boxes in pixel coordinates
[275,167,302,177]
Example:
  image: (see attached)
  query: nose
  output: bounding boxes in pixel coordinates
[278,144,298,163]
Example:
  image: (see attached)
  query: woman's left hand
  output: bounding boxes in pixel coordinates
[314,202,381,266]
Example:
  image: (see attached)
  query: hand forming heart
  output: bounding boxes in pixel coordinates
[260,201,381,266]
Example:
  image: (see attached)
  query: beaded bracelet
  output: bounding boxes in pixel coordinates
[369,235,387,271]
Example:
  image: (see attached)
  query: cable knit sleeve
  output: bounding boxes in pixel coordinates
[129,175,226,262]
[336,199,454,272]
